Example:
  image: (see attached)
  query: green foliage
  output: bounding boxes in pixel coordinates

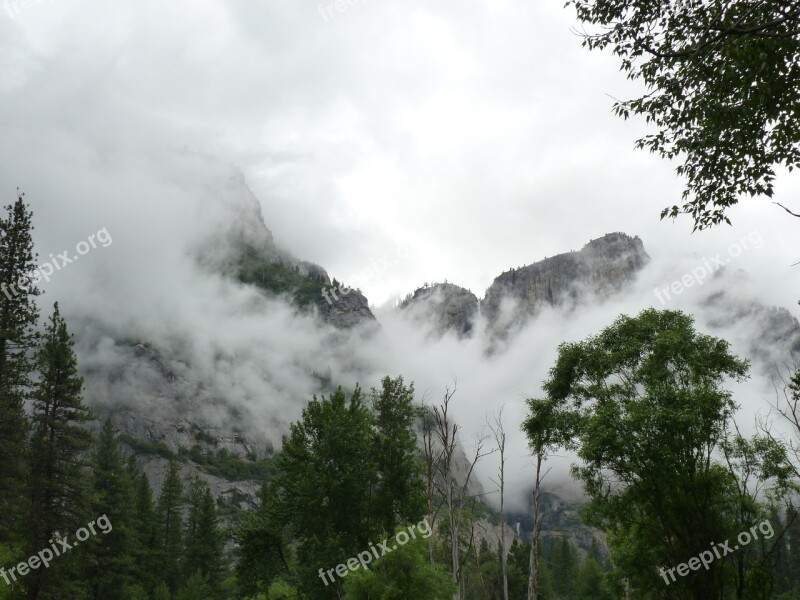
[275,385,378,598]
[267,578,299,600]
[87,420,134,598]
[184,477,225,595]
[157,460,185,593]
[535,308,795,597]
[235,241,326,308]
[343,534,456,600]
[567,0,800,229]
[180,445,278,481]
[0,194,40,544]
[371,376,426,534]
[26,302,94,599]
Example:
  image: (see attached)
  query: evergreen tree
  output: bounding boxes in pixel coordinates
[371,376,425,534]
[157,460,184,594]
[128,460,160,596]
[26,302,93,600]
[184,477,224,596]
[549,537,578,599]
[0,194,40,543]
[235,482,291,597]
[574,555,613,600]
[87,419,134,599]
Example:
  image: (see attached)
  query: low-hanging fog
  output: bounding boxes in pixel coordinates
[1,0,798,513]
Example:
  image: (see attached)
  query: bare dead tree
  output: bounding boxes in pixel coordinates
[431,382,495,600]
[421,393,445,565]
[488,406,509,600]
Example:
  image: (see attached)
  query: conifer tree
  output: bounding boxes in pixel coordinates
[157,459,185,594]
[0,193,40,542]
[184,476,223,595]
[87,419,133,599]
[26,302,94,599]
[129,461,160,596]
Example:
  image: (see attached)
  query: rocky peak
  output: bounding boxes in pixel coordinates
[399,282,479,337]
[482,232,649,333]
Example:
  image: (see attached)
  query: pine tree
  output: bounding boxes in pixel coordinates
[129,461,160,596]
[87,420,134,599]
[26,302,94,600]
[0,193,40,543]
[184,477,223,595]
[157,459,184,594]
[549,537,578,599]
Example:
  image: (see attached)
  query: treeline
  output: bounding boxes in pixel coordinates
[0,195,226,599]
[3,192,800,600]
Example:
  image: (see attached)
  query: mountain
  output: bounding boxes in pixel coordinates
[398,282,479,338]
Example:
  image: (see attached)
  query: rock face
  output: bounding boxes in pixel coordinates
[482,232,650,333]
[196,166,376,330]
[399,283,479,337]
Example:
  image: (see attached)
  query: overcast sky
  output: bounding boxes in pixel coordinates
[1,0,798,508]
[1,0,797,307]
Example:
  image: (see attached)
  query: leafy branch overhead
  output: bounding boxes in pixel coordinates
[568,0,800,229]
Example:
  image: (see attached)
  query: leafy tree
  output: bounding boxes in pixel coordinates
[538,308,767,597]
[568,0,800,229]
[26,302,94,600]
[87,420,134,599]
[267,578,300,600]
[274,385,377,599]
[157,460,184,594]
[522,398,580,600]
[0,194,40,543]
[371,376,426,535]
[342,533,456,600]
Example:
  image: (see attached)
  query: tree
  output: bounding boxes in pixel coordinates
[157,460,184,594]
[549,537,579,599]
[371,376,426,535]
[184,477,224,595]
[488,407,509,600]
[26,302,94,600]
[521,398,580,600]
[274,385,377,599]
[429,384,493,600]
[128,461,160,596]
[342,533,456,600]
[568,0,800,229]
[87,420,134,599]
[0,193,40,543]
[538,308,773,597]
[234,482,291,597]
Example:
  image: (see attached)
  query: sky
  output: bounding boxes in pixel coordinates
[1,0,798,509]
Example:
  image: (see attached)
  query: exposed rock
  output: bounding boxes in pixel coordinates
[482,232,649,334]
[399,283,479,337]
